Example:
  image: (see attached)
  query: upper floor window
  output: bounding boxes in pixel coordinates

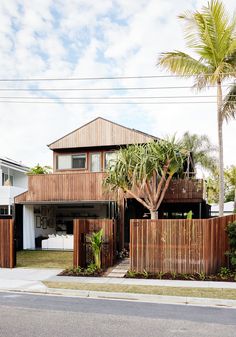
[2,173,13,186]
[57,155,71,170]
[90,153,101,172]
[105,152,117,169]
[57,154,87,170]
[72,154,86,169]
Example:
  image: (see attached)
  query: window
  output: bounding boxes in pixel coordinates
[2,173,13,186]
[105,152,117,169]
[0,206,9,215]
[72,154,86,169]
[57,155,71,170]
[90,153,101,172]
[57,154,87,170]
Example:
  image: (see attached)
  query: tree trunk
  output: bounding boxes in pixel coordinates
[217,81,224,217]
[150,210,158,219]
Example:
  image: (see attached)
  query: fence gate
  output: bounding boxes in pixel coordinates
[73,219,116,269]
[0,219,15,268]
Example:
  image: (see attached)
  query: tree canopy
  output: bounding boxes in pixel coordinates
[104,138,187,219]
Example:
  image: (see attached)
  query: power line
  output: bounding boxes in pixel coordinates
[0,100,228,104]
[0,85,230,91]
[0,74,235,81]
[0,95,227,100]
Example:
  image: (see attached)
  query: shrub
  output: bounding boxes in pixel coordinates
[226,221,236,269]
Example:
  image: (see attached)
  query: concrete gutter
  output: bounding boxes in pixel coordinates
[1,287,236,309]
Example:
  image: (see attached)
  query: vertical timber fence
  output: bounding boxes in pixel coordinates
[0,219,15,268]
[130,214,236,275]
[73,219,116,269]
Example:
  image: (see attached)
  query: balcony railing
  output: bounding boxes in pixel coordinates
[15,173,204,203]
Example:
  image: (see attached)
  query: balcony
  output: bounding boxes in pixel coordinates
[15,173,205,204]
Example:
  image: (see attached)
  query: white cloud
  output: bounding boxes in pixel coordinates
[0,0,235,169]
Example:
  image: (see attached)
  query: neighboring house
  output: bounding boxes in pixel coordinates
[0,157,29,215]
[15,117,209,250]
[211,201,235,217]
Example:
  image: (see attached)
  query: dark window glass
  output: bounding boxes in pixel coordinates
[72,154,86,169]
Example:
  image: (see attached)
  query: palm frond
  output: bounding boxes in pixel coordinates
[158,51,208,76]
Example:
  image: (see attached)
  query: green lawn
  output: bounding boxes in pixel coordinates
[16,250,73,269]
[43,282,236,300]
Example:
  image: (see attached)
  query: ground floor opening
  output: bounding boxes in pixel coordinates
[15,201,117,251]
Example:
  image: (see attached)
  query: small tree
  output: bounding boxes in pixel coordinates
[28,164,52,175]
[90,229,103,270]
[104,138,187,219]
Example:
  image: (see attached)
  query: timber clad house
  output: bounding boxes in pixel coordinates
[14,117,209,251]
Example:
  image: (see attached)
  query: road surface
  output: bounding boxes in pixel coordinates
[0,292,235,337]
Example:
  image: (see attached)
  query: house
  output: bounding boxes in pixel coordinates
[14,117,209,251]
[0,157,28,216]
[211,201,235,217]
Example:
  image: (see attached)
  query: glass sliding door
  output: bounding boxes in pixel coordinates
[90,153,101,172]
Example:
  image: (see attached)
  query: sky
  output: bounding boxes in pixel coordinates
[0,0,235,168]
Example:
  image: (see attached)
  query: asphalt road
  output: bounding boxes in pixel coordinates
[0,292,235,337]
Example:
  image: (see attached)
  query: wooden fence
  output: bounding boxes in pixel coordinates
[73,219,116,269]
[130,214,236,275]
[0,219,15,268]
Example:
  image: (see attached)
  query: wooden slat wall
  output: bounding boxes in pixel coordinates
[73,219,116,269]
[0,219,15,268]
[15,172,111,203]
[49,118,156,150]
[130,214,236,274]
[15,174,204,204]
[164,179,204,201]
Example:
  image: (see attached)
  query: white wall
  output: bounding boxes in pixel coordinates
[23,205,35,249]
[0,186,27,208]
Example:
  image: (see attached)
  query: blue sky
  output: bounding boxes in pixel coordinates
[0,0,235,168]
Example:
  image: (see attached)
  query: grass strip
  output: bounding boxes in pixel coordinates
[43,281,236,300]
[16,251,73,269]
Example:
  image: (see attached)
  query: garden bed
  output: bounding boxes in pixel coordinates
[125,269,236,282]
[59,264,104,277]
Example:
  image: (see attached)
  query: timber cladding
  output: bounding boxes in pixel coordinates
[130,214,236,275]
[73,219,116,269]
[0,219,15,268]
[15,172,112,203]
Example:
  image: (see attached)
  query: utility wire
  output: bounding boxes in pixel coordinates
[0,85,230,91]
[0,95,230,100]
[0,100,233,104]
[0,74,235,81]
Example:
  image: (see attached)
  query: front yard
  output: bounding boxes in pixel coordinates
[16,250,73,269]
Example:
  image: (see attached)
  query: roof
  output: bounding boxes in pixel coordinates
[48,117,158,150]
[0,156,29,172]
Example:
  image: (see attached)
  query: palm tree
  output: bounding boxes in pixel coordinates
[225,165,236,211]
[158,0,236,216]
[182,132,217,174]
[104,138,187,219]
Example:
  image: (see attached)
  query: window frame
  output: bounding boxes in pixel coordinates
[72,153,87,170]
[56,153,87,171]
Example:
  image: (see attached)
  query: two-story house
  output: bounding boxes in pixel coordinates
[0,157,28,216]
[15,117,209,251]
